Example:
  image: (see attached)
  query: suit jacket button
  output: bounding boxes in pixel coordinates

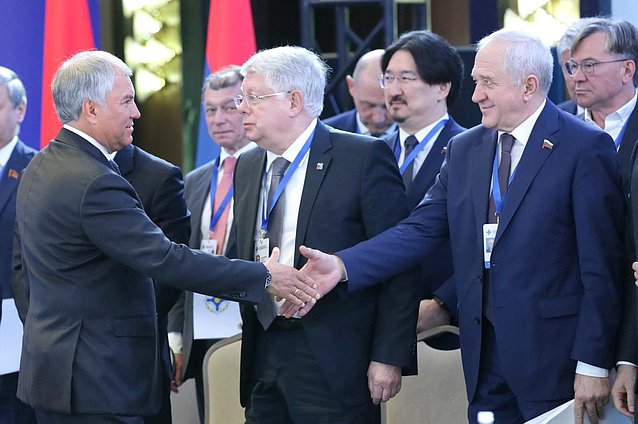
[474,317,481,325]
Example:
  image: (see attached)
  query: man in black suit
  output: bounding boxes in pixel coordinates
[167,65,255,423]
[14,50,317,424]
[232,45,418,423]
[377,30,465,335]
[568,18,638,421]
[323,49,395,137]
[0,66,37,424]
[114,144,189,424]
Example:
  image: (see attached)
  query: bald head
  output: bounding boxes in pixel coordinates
[347,49,393,135]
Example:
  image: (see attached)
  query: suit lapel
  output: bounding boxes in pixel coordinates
[409,122,455,206]
[234,149,266,260]
[618,104,638,189]
[294,123,332,266]
[495,103,560,243]
[0,141,30,215]
[114,144,135,177]
[187,162,215,248]
[471,130,498,235]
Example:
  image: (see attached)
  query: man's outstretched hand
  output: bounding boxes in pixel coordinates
[277,245,345,317]
[264,247,319,310]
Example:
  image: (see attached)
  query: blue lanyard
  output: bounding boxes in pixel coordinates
[208,158,235,232]
[614,118,630,150]
[394,119,448,175]
[491,146,518,217]
[260,129,315,233]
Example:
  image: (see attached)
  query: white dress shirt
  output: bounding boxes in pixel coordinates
[398,113,448,182]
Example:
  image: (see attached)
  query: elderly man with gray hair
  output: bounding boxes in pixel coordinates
[14,50,318,424]
[231,45,418,423]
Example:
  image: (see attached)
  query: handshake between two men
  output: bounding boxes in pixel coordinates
[269,246,344,317]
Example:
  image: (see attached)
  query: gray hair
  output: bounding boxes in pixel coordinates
[202,65,243,95]
[52,50,132,124]
[557,17,599,61]
[477,29,553,94]
[0,66,27,107]
[241,46,329,118]
[572,18,638,87]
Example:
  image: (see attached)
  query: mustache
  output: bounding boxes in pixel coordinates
[389,95,406,104]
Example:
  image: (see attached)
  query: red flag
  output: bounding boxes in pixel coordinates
[40,0,96,149]
[195,0,256,166]
[206,0,256,73]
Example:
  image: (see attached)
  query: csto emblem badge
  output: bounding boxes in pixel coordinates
[204,297,229,314]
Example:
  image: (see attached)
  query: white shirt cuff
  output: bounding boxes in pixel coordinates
[576,361,609,378]
[168,332,183,354]
[616,361,637,368]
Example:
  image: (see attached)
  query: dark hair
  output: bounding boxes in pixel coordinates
[381,30,464,106]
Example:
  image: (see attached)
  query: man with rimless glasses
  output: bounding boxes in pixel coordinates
[230,46,419,423]
[570,18,638,422]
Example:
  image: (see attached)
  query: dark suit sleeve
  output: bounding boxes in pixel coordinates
[616,276,637,363]
[338,144,452,293]
[10,223,28,323]
[80,173,266,303]
[359,141,420,368]
[147,164,191,316]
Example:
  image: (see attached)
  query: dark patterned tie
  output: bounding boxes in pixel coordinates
[266,157,291,252]
[257,156,290,330]
[402,135,419,191]
[487,133,515,223]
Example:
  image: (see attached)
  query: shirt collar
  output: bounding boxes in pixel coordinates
[584,93,637,129]
[399,113,449,146]
[219,141,257,167]
[504,99,546,148]
[266,118,317,171]
[0,136,18,168]
[63,124,116,161]
[355,112,397,137]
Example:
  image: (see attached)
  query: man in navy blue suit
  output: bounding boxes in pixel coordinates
[323,49,395,137]
[377,30,465,336]
[0,66,37,424]
[295,29,625,424]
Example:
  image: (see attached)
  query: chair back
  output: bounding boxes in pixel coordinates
[381,325,468,424]
[203,333,244,424]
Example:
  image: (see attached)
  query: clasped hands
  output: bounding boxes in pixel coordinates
[263,246,345,317]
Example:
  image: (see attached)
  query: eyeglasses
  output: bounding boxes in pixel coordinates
[564,58,631,76]
[232,91,291,108]
[378,73,419,88]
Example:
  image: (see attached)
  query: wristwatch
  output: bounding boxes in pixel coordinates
[264,267,272,289]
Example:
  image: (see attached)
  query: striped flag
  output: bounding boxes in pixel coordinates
[194,0,256,167]
[0,1,99,151]
[40,0,98,149]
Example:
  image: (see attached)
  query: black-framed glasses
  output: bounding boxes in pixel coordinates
[565,58,631,76]
[232,91,291,108]
[378,73,419,88]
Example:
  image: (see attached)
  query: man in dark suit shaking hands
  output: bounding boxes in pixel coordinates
[14,50,318,424]
[297,29,625,424]
[232,46,419,423]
